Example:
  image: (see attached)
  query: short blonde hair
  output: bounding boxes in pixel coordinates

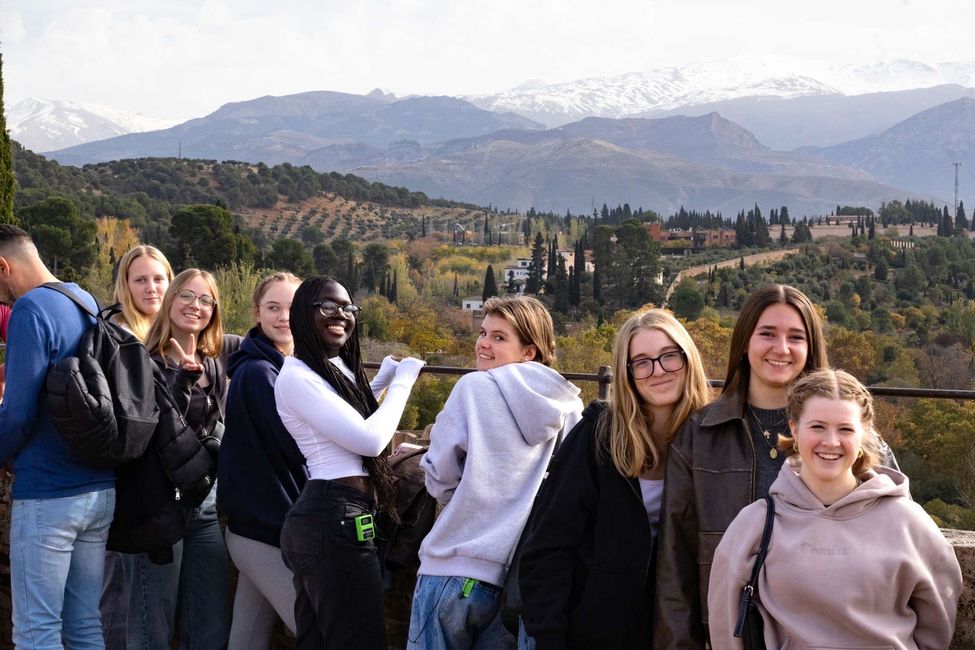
[601,308,711,477]
[145,268,224,363]
[482,295,556,366]
[113,245,174,340]
[779,368,880,475]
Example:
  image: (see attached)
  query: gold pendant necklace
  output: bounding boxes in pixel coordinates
[747,403,785,460]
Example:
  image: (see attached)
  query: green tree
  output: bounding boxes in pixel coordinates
[267,238,314,276]
[0,53,15,224]
[482,264,498,301]
[526,232,545,294]
[361,242,390,293]
[20,196,96,279]
[313,242,338,275]
[669,278,705,320]
[169,204,251,269]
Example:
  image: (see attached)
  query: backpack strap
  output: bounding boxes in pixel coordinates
[734,495,775,637]
[39,282,100,318]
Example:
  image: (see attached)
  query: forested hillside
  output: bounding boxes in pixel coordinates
[12,144,489,248]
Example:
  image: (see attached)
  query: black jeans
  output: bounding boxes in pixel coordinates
[280,479,385,650]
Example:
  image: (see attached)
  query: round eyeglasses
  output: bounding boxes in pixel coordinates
[175,289,216,309]
[314,300,360,318]
[627,350,686,380]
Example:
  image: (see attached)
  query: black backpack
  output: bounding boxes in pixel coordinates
[379,443,437,582]
[42,283,159,468]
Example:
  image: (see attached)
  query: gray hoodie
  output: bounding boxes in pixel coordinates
[418,361,584,586]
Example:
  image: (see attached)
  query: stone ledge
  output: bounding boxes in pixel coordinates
[947,529,974,649]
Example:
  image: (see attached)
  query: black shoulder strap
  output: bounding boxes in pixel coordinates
[39,282,99,318]
[733,495,775,637]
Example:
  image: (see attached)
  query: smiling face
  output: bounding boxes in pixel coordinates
[256,280,299,354]
[127,254,170,318]
[628,327,686,415]
[790,396,864,500]
[747,303,809,401]
[475,313,536,371]
[314,281,355,358]
[168,274,215,338]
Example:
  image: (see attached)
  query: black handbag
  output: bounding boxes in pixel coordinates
[499,428,564,635]
[734,495,775,649]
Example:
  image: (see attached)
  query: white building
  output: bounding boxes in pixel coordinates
[462,296,485,311]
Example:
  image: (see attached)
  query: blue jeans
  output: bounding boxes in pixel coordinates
[123,487,230,650]
[408,575,516,650]
[10,488,115,650]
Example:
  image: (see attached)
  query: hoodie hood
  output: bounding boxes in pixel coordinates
[485,361,583,446]
[770,460,910,520]
[228,325,286,379]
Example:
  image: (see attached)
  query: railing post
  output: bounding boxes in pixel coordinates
[597,365,612,401]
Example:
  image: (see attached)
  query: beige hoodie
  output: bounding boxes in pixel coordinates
[708,462,962,650]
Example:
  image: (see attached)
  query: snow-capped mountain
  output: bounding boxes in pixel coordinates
[467,54,975,126]
[7,98,182,153]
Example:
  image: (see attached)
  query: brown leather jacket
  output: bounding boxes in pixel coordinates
[653,386,755,649]
[653,386,899,648]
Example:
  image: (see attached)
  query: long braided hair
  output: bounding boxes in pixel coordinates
[290,276,398,520]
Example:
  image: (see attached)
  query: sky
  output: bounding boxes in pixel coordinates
[2,0,974,120]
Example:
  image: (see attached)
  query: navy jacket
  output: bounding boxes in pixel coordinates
[217,327,308,547]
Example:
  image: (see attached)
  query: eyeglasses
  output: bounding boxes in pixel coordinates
[627,350,686,380]
[314,300,360,318]
[175,289,216,309]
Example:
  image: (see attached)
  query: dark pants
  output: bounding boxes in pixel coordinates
[280,480,385,650]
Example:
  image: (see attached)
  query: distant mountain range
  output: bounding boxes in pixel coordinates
[7,98,180,153]
[31,57,975,216]
[46,91,542,166]
[467,55,975,126]
[803,97,975,202]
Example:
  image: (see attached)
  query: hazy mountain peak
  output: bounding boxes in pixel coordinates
[7,98,181,153]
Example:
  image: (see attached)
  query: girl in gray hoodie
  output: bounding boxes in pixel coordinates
[408,295,584,649]
[709,369,962,649]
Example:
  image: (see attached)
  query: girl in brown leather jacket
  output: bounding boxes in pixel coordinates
[654,284,829,648]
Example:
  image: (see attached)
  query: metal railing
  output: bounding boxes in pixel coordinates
[365,362,975,402]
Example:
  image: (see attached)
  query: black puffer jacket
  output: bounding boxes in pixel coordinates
[519,402,656,649]
[107,364,216,561]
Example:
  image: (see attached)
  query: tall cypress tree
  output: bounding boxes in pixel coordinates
[0,52,15,224]
[482,264,498,302]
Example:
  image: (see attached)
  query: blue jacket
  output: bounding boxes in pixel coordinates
[0,284,114,499]
[217,327,308,547]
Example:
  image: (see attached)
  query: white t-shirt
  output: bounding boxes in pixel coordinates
[638,478,665,538]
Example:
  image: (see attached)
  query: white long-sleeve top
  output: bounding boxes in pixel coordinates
[275,355,421,480]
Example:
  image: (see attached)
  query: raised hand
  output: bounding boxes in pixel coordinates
[170,334,203,373]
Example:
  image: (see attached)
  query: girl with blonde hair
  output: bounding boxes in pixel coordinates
[709,369,961,649]
[519,308,710,648]
[218,272,306,649]
[112,245,174,339]
[123,268,241,649]
[409,295,584,649]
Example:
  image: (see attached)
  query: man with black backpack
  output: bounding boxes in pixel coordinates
[0,225,115,649]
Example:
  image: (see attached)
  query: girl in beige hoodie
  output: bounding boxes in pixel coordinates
[709,369,962,650]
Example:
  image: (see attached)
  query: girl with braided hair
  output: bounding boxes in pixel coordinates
[276,276,425,649]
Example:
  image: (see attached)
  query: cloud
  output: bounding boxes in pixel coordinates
[2,0,974,118]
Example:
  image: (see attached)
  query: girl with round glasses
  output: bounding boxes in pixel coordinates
[123,268,241,649]
[276,276,425,648]
[518,308,710,648]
